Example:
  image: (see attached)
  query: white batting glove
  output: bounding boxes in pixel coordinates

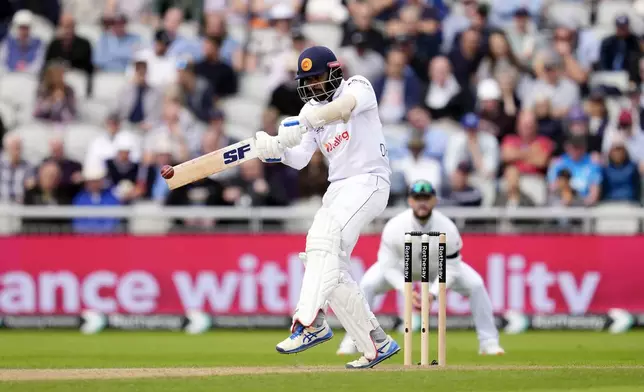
[276,117,306,149]
[255,131,284,163]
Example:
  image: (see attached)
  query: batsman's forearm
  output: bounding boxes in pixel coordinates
[300,94,357,129]
[282,145,315,170]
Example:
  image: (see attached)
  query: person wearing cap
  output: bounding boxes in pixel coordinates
[372,47,420,124]
[194,35,238,98]
[547,135,601,206]
[477,78,515,141]
[337,31,385,84]
[71,163,121,234]
[601,134,641,203]
[0,9,44,73]
[105,132,142,203]
[392,133,442,193]
[524,51,580,119]
[566,105,603,157]
[245,3,296,73]
[340,2,387,55]
[423,56,473,121]
[42,13,93,96]
[337,179,504,356]
[603,109,644,174]
[93,13,141,73]
[268,51,304,117]
[176,59,215,122]
[255,45,397,368]
[599,14,641,72]
[444,112,499,179]
[126,29,178,89]
[504,7,537,64]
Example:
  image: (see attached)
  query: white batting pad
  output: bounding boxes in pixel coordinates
[328,273,380,360]
[292,209,343,328]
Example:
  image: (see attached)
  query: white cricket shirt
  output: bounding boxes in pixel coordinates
[282,75,392,184]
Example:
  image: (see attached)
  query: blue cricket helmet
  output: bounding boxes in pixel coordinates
[295,46,343,103]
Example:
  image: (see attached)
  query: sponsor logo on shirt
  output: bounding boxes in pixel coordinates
[324,130,350,153]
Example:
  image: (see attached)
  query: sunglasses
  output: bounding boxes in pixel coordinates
[410,182,435,195]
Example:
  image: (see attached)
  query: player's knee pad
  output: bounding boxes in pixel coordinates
[306,208,343,256]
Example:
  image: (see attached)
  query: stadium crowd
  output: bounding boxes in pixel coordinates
[0,0,643,232]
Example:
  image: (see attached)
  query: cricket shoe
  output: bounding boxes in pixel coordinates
[345,335,400,369]
[479,340,505,355]
[336,336,359,356]
[275,322,333,354]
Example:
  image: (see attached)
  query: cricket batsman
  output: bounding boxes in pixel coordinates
[253,46,399,369]
[336,180,505,356]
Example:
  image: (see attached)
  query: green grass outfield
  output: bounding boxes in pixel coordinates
[0,330,643,391]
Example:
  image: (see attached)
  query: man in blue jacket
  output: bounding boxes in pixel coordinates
[72,164,121,234]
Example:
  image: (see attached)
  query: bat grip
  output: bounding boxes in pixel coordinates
[283,119,309,135]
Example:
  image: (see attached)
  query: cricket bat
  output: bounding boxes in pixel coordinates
[164,120,301,190]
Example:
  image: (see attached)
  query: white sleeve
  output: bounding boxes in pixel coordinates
[344,75,378,115]
[482,136,500,175]
[376,220,405,293]
[282,130,318,170]
[443,133,464,174]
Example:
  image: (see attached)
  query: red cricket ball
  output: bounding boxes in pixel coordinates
[161,165,174,179]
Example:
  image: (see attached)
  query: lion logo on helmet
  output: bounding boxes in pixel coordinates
[301,58,312,72]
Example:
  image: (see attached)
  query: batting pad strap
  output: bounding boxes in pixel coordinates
[301,94,357,129]
[328,274,380,360]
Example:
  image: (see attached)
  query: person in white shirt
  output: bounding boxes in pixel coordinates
[393,135,442,193]
[126,30,178,89]
[336,180,505,356]
[443,113,499,178]
[254,45,398,369]
[84,113,141,169]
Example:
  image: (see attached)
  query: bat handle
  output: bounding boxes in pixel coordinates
[283,119,309,135]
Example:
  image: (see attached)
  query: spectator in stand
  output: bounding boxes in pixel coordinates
[155,0,203,23]
[41,136,82,200]
[585,87,610,147]
[599,15,641,72]
[145,88,203,162]
[444,113,499,179]
[373,48,420,124]
[533,94,564,155]
[476,31,531,86]
[268,52,303,117]
[536,23,593,86]
[22,161,72,232]
[495,65,521,117]
[297,150,329,200]
[105,132,143,203]
[194,35,238,98]
[222,159,289,207]
[200,12,243,71]
[0,10,45,73]
[604,110,644,174]
[93,13,141,72]
[524,52,580,119]
[601,135,641,203]
[441,0,478,54]
[338,31,385,84]
[452,2,493,58]
[440,162,483,207]
[448,27,483,88]
[176,59,215,122]
[140,135,174,202]
[33,61,77,123]
[566,105,603,160]
[495,164,535,207]
[386,4,442,61]
[422,56,473,121]
[72,163,121,234]
[245,4,296,73]
[127,30,177,89]
[62,0,106,25]
[163,7,203,60]
[85,113,142,168]
[504,7,537,66]
[117,55,162,129]
[547,135,601,206]
[548,168,584,207]
[392,134,442,193]
[43,13,93,96]
[501,110,553,181]
[0,134,34,204]
[477,78,516,143]
[489,0,542,27]
[406,106,448,161]
[340,1,386,55]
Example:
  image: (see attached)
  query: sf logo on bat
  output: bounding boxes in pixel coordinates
[223,144,252,164]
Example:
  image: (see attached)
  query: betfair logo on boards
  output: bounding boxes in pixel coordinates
[324,130,350,153]
[301,58,312,72]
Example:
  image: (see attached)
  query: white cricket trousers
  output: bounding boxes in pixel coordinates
[358,258,499,344]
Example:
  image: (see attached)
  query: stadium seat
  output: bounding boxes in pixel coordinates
[128,201,172,235]
[301,23,342,50]
[589,71,629,92]
[469,175,497,207]
[178,22,199,39]
[597,0,644,34]
[0,72,38,109]
[128,24,153,45]
[0,202,21,235]
[76,24,102,45]
[594,202,642,234]
[78,100,110,125]
[546,2,591,28]
[0,100,17,130]
[65,70,88,99]
[12,122,53,164]
[62,122,105,163]
[240,72,271,103]
[219,97,263,130]
[92,72,128,104]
